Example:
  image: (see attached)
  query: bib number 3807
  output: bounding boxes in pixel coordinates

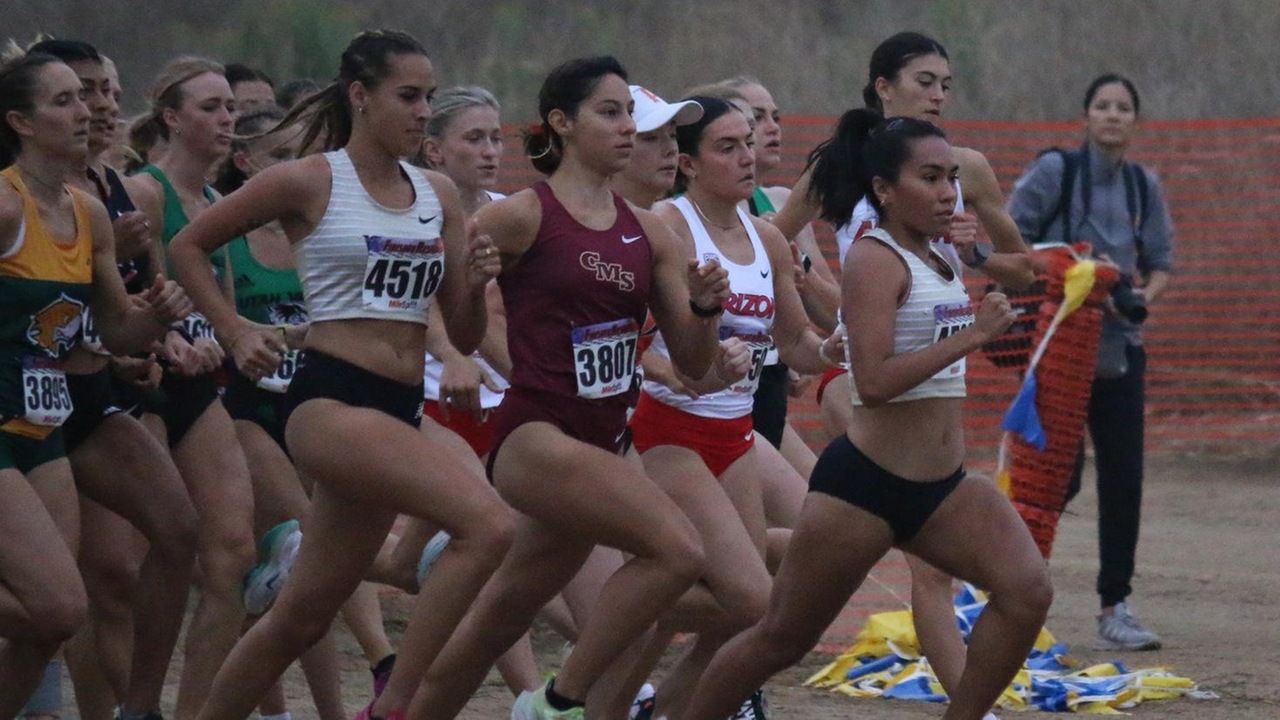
[22,358,73,427]
[362,236,444,313]
[572,319,639,399]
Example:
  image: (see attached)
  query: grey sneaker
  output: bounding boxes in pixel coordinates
[1097,602,1162,651]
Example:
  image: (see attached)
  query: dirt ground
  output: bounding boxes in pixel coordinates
[136,449,1278,719]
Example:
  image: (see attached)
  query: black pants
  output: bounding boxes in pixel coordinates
[1067,344,1146,608]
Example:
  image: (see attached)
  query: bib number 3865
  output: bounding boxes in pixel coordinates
[572,319,639,399]
[362,235,444,313]
[22,358,73,427]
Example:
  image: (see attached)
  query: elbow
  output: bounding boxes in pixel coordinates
[853,379,893,408]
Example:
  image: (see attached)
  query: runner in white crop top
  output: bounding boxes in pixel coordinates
[296,148,445,325]
[165,31,514,720]
[845,227,971,405]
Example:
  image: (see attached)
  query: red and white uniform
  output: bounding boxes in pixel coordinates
[631,196,775,476]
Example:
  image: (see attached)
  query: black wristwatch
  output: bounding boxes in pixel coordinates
[689,298,724,318]
[964,244,990,269]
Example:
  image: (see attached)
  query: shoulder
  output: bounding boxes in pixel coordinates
[473,187,541,237]
[120,172,162,208]
[633,203,676,240]
[650,198,687,232]
[0,178,23,254]
[417,167,458,201]
[749,213,787,250]
[252,155,332,199]
[70,187,115,242]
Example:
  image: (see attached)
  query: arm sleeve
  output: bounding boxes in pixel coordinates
[1007,152,1066,245]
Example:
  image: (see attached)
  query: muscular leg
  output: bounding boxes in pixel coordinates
[172,402,258,720]
[0,463,88,716]
[72,413,199,715]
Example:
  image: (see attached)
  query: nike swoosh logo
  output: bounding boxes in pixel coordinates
[621,234,642,244]
[760,270,770,278]
[418,215,438,225]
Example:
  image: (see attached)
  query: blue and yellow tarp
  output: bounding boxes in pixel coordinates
[804,585,1218,713]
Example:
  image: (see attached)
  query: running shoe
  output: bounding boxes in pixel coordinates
[518,681,584,720]
[371,653,397,698]
[242,519,302,615]
[1096,601,1162,651]
[729,689,768,720]
[510,689,535,720]
[629,682,656,720]
[415,530,452,589]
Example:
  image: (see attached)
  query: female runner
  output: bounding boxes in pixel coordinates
[168,29,515,720]
[131,56,261,720]
[409,56,728,720]
[683,113,1051,720]
[774,34,1035,709]
[0,50,189,713]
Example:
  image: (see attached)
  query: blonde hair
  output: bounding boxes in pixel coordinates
[133,56,225,147]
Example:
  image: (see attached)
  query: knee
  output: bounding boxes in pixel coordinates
[754,614,816,670]
[454,505,516,566]
[80,547,144,604]
[660,533,706,588]
[269,609,332,652]
[29,579,89,642]
[158,502,201,566]
[200,527,258,590]
[725,586,770,633]
[994,563,1054,626]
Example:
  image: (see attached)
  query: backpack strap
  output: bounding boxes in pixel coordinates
[1033,147,1079,246]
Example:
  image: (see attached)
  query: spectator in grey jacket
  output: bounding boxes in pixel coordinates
[1008,73,1173,652]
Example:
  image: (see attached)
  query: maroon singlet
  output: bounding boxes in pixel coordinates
[501,181,654,409]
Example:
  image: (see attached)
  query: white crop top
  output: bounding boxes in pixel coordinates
[644,196,775,420]
[296,149,445,325]
[846,227,973,405]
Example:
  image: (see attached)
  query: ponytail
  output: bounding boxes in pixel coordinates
[805,111,945,225]
[804,108,883,225]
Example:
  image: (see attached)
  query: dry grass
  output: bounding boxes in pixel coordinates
[10,0,1280,121]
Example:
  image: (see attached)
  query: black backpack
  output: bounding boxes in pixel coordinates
[1034,144,1152,271]
[980,144,1152,370]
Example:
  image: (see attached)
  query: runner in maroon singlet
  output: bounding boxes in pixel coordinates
[409,56,730,720]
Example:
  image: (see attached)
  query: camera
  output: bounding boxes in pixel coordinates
[1110,274,1148,325]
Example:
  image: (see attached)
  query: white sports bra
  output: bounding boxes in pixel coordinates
[846,227,973,405]
[296,149,445,325]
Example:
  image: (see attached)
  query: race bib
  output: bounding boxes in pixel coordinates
[719,325,773,395]
[181,312,217,341]
[80,307,109,356]
[933,301,976,377]
[256,349,300,394]
[571,318,639,399]
[22,357,74,427]
[362,236,444,313]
